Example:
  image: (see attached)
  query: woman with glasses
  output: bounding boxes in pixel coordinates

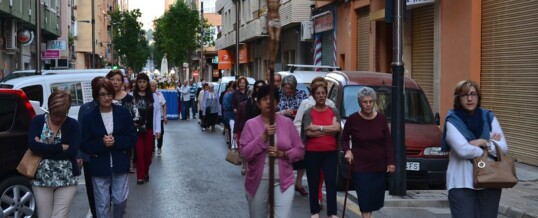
[28,90,80,218]
[132,73,162,184]
[442,80,507,218]
[81,79,137,218]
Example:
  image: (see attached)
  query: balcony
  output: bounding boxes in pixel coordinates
[216,0,231,13]
[279,0,311,28]
[216,18,266,50]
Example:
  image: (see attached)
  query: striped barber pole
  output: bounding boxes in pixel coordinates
[333,24,337,67]
[314,33,322,72]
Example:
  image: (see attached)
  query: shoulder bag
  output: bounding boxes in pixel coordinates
[17,150,43,178]
[225,135,242,165]
[473,141,518,188]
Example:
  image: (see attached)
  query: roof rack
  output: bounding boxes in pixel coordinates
[285,64,341,73]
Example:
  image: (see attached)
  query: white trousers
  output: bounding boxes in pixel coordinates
[247,180,294,218]
[32,185,77,218]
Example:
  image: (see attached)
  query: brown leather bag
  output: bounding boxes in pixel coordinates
[473,141,518,188]
[17,150,43,178]
[225,137,242,165]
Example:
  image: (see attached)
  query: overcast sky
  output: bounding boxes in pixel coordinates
[129,0,165,31]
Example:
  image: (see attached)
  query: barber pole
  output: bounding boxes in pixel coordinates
[314,33,322,72]
[333,23,337,67]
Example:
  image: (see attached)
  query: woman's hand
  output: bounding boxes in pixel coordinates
[491,133,501,141]
[344,150,353,164]
[387,164,396,173]
[267,146,287,159]
[156,133,161,140]
[469,139,488,148]
[103,135,115,148]
[262,124,276,142]
[62,144,70,151]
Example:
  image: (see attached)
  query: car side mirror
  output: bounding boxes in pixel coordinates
[434,112,440,126]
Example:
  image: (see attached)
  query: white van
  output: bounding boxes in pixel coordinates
[277,64,340,95]
[216,76,256,96]
[0,72,108,119]
[1,69,123,82]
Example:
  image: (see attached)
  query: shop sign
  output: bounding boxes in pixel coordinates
[314,13,334,33]
[49,40,67,50]
[218,50,233,69]
[41,49,60,59]
[407,0,435,6]
[239,44,248,64]
[213,69,219,78]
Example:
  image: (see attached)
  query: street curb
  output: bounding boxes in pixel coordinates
[499,204,538,218]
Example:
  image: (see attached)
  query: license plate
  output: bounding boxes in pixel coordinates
[406,162,420,171]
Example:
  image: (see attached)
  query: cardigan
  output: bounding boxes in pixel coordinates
[28,114,81,176]
[80,105,137,176]
[293,96,335,134]
[299,106,341,145]
[240,115,305,198]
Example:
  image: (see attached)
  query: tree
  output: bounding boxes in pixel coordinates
[109,9,149,72]
[153,1,200,67]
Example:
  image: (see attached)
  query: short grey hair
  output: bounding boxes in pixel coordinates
[281,75,297,89]
[357,86,377,108]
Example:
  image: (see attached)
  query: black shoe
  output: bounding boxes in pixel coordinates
[144,175,149,182]
[137,180,144,185]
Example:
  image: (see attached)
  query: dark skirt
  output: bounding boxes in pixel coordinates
[293,159,305,170]
[352,171,387,212]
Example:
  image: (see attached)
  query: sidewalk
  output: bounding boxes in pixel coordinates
[345,162,538,218]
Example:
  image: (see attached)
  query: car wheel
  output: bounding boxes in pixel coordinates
[0,176,36,218]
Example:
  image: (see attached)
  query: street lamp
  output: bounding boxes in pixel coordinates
[200,2,204,82]
[77,0,95,68]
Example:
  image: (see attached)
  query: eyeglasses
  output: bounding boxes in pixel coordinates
[458,93,478,98]
[99,93,114,98]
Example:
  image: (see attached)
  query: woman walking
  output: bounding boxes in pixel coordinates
[81,79,137,218]
[341,87,395,218]
[150,80,167,155]
[240,85,305,218]
[442,80,507,218]
[202,83,221,133]
[133,73,162,184]
[300,80,341,218]
[28,90,80,218]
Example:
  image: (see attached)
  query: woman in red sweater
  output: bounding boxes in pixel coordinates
[341,86,395,218]
[301,81,341,218]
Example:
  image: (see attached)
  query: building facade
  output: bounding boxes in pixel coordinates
[316,0,538,166]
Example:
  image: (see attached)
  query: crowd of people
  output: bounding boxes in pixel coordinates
[24,67,508,217]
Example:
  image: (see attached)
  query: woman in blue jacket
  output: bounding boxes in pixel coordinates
[81,79,137,218]
[28,90,80,218]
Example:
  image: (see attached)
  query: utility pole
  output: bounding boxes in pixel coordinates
[91,0,96,68]
[35,0,42,74]
[200,2,204,82]
[234,0,240,77]
[389,0,407,196]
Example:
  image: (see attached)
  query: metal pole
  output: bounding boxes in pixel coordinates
[389,0,407,196]
[200,2,204,81]
[234,0,240,77]
[91,0,96,68]
[35,0,42,74]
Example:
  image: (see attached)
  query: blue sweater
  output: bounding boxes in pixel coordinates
[28,114,81,176]
[80,105,137,176]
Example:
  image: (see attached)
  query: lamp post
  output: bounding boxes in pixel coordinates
[36,0,41,74]
[200,2,204,82]
[78,0,95,68]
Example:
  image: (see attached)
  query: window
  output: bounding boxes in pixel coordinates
[0,100,16,132]
[21,85,44,106]
[51,82,84,106]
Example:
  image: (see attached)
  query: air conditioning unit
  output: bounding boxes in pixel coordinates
[5,20,17,50]
[300,21,313,41]
[52,59,69,68]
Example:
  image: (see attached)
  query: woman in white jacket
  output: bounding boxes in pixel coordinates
[133,73,161,185]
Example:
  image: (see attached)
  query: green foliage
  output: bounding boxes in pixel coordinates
[200,19,216,47]
[153,1,200,66]
[109,9,149,72]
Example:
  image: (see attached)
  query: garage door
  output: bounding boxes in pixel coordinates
[321,31,335,67]
[357,8,369,71]
[481,0,538,165]
[411,5,434,108]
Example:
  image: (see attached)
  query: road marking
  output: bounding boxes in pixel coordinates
[337,195,363,217]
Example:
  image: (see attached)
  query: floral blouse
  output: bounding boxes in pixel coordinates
[32,114,78,187]
[276,89,309,112]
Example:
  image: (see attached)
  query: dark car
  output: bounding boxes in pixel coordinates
[324,71,448,190]
[0,89,37,217]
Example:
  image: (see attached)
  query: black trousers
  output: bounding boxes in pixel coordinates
[156,119,165,149]
[83,161,96,217]
[304,150,338,216]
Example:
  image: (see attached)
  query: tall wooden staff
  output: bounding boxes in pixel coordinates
[267,0,281,217]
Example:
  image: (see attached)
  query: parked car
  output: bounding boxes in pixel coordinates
[0,89,37,217]
[276,64,339,94]
[0,72,107,120]
[216,76,256,96]
[324,71,447,190]
[1,68,123,82]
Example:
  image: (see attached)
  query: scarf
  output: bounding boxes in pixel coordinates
[441,107,494,152]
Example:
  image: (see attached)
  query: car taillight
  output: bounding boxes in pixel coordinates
[15,90,36,118]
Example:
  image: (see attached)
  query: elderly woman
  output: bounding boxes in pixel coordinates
[341,86,395,218]
[300,79,341,218]
[133,73,162,184]
[277,75,309,196]
[28,90,80,218]
[81,79,137,218]
[202,83,221,133]
[240,85,304,218]
[442,80,507,218]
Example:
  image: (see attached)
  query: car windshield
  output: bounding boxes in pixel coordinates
[342,85,434,124]
[296,83,310,95]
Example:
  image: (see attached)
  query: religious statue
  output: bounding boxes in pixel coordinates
[267,0,281,71]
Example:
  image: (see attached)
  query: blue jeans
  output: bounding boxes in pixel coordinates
[181,100,191,120]
[191,99,197,118]
[448,188,501,218]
